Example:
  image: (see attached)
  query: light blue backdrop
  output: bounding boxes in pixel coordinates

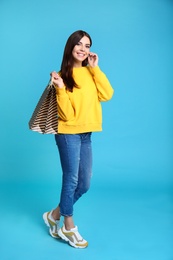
[0,0,172,183]
[0,0,172,259]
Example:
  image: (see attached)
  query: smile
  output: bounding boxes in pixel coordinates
[77,52,86,57]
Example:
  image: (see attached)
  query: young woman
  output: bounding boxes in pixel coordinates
[43,30,114,249]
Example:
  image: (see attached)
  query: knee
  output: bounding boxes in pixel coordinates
[80,182,91,195]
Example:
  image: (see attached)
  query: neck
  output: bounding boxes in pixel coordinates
[73,61,82,68]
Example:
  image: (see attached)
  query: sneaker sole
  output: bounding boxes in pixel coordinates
[43,212,60,239]
[58,228,88,248]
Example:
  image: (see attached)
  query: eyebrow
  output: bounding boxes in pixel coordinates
[78,41,91,46]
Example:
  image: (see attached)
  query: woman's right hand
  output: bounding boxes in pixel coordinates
[50,71,64,88]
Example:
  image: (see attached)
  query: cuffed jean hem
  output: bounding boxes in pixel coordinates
[59,212,73,217]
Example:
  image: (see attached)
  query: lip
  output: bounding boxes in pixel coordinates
[77,52,85,56]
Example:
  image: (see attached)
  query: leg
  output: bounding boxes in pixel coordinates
[74,132,92,204]
[54,133,90,248]
[52,205,60,220]
[52,206,74,230]
[55,134,81,228]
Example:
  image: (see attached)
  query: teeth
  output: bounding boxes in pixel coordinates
[77,53,85,56]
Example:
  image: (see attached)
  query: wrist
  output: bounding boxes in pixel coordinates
[53,82,64,88]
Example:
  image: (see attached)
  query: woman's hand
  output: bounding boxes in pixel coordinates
[50,71,64,88]
[88,52,99,68]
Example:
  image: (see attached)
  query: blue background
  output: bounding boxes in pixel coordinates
[0,0,172,259]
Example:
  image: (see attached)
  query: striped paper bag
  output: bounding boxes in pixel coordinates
[29,82,58,134]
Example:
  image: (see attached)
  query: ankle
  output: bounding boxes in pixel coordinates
[64,216,75,230]
[52,208,60,221]
[65,224,75,231]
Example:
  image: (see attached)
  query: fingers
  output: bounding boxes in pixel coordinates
[88,52,98,60]
[88,52,98,63]
[50,71,60,80]
[50,71,64,88]
[88,52,98,67]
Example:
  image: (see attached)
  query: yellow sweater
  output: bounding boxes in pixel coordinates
[55,66,114,134]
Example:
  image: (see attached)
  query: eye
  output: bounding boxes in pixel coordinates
[86,44,90,49]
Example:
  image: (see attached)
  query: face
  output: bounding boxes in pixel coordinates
[72,36,91,67]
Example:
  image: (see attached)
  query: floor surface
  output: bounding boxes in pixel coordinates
[0,175,172,260]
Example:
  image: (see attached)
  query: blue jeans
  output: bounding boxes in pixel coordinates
[55,133,92,217]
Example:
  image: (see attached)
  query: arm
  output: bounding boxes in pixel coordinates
[89,66,114,101]
[51,72,75,121]
[88,53,114,101]
[55,87,75,121]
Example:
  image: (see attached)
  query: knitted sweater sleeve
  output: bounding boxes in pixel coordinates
[55,87,75,121]
[88,66,114,101]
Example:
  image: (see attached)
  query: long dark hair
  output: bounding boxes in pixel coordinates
[60,30,92,92]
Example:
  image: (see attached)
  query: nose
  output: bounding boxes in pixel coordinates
[80,44,85,51]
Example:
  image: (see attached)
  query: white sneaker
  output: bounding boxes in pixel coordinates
[43,210,60,238]
[58,225,88,248]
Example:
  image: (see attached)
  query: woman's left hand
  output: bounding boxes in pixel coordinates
[88,52,99,67]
